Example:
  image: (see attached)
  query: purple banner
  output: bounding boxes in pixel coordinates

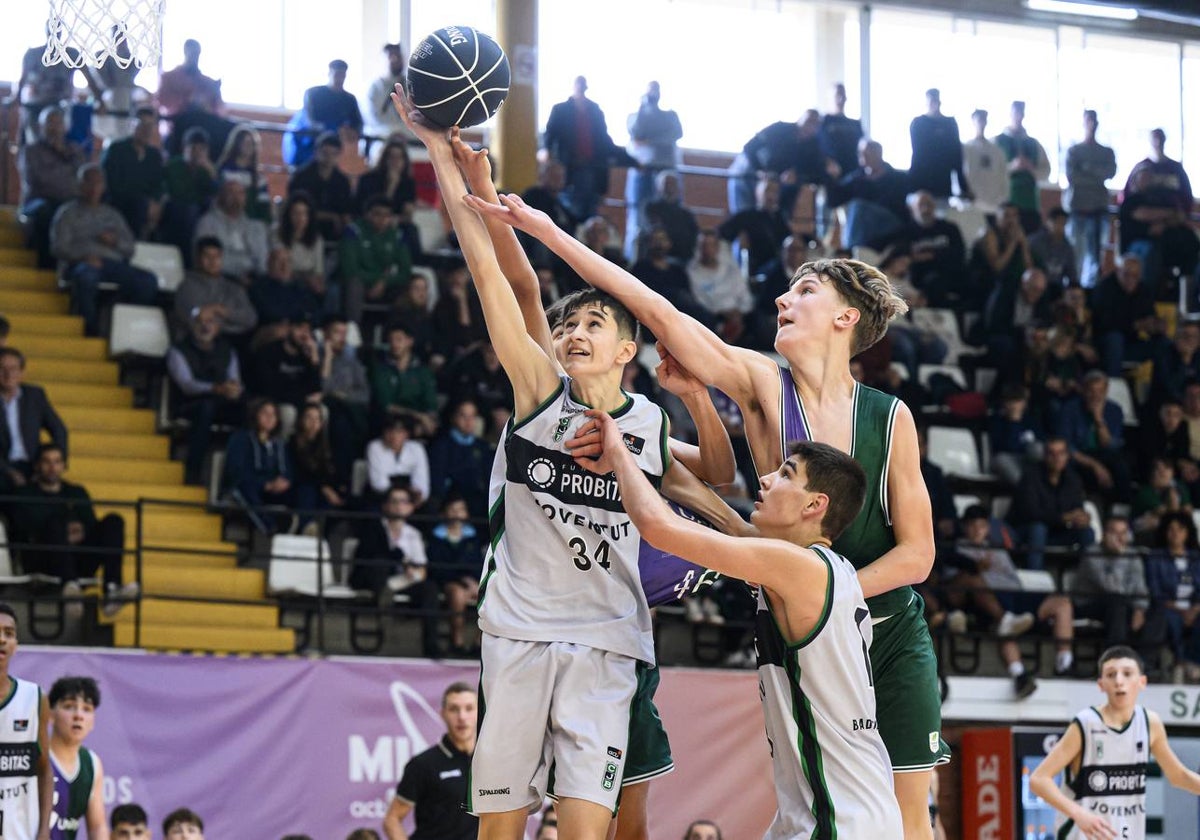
[17,648,775,839]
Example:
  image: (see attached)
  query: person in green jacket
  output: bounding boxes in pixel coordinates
[370,322,438,438]
[340,194,413,327]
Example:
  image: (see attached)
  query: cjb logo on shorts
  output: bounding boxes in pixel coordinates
[602,761,618,791]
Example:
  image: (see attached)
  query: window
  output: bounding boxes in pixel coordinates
[1181,44,1200,183]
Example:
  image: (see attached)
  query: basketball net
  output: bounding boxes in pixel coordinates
[42,0,166,69]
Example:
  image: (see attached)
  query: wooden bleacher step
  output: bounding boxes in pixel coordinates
[0,290,69,314]
[71,432,169,459]
[25,358,119,385]
[103,598,279,629]
[9,334,107,361]
[67,456,182,485]
[7,314,83,336]
[111,622,295,654]
[58,406,155,434]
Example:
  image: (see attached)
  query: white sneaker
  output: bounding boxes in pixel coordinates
[998,611,1036,638]
[62,581,83,621]
[684,598,705,624]
[102,582,140,618]
[700,598,726,626]
[946,609,968,634]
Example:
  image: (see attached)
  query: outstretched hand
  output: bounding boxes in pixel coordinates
[389,83,447,148]
[569,410,630,476]
[463,192,557,240]
[449,127,495,189]
[655,342,706,398]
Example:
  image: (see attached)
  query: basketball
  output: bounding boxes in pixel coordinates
[407,26,510,129]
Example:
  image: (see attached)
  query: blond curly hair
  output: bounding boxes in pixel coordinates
[791,258,908,355]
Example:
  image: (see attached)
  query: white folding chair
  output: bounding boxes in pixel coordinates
[109,304,170,358]
[268,535,354,599]
[412,207,448,252]
[1107,377,1138,427]
[953,494,982,517]
[130,242,185,292]
[917,364,968,392]
[925,426,988,480]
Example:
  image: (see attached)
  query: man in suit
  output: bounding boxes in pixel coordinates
[542,76,626,221]
[0,348,67,491]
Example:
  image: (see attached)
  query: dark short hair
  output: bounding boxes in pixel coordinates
[345,831,381,840]
[194,235,223,256]
[316,130,342,150]
[0,603,17,629]
[182,126,209,147]
[0,347,25,369]
[328,59,348,71]
[556,289,640,342]
[382,415,414,437]
[383,43,402,54]
[1083,109,1098,122]
[961,504,989,523]
[545,298,568,332]
[972,108,988,120]
[364,194,393,213]
[384,485,414,506]
[1099,645,1144,675]
[925,88,940,99]
[442,681,476,707]
[50,676,100,707]
[34,443,64,463]
[133,106,157,121]
[111,803,147,829]
[1156,510,1198,550]
[0,315,10,339]
[786,440,867,541]
[163,808,203,834]
[321,314,348,332]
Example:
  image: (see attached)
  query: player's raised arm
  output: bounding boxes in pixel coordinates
[655,345,736,486]
[856,401,935,599]
[1029,723,1117,840]
[392,87,559,418]
[465,192,775,403]
[449,131,555,360]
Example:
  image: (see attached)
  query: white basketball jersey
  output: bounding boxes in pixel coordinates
[756,545,901,840]
[1059,706,1150,840]
[477,377,668,663]
[0,677,43,840]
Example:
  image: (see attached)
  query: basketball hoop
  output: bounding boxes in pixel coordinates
[42,0,166,70]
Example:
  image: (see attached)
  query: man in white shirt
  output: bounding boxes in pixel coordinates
[366,415,431,505]
[364,44,416,152]
[962,109,1009,212]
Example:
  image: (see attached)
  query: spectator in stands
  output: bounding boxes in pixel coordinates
[542,75,626,221]
[754,235,809,338]
[249,247,317,334]
[443,341,512,434]
[174,236,258,339]
[167,309,243,485]
[0,347,66,491]
[973,203,1034,317]
[909,88,971,200]
[637,171,698,268]
[632,227,709,326]
[1071,514,1161,667]
[288,132,354,242]
[156,39,222,116]
[1029,207,1079,288]
[111,803,150,839]
[994,101,1051,232]
[49,164,159,336]
[578,216,626,268]
[1040,326,1088,428]
[214,125,271,222]
[1145,511,1200,682]
[1125,127,1193,216]
[355,139,416,217]
[19,105,84,267]
[222,398,292,523]
[16,34,75,143]
[251,319,322,436]
[426,495,483,656]
[364,44,413,146]
[726,109,824,214]
[876,248,949,382]
[1008,436,1095,570]
[1140,399,1192,475]
[1051,284,1097,362]
[288,403,347,531]
[985,267,1055,374]
[303,59,363,135]
[0,316,10,348]
[989,384,1043,486]
[688,229,755,345]
[341,196,413,326]
[625,81,683,261]
[273,192,327,308]
[431,264,486,364]
[906,190,966,308]
[372,323,438,438]
[319,315,369,478]
[956,505,1075,696]
[162,126,218,258]
[1064,110,1117,288]
[718,177,788,277]
[101,107,165,239]
[162,807,204,839]
[963,109,1009,212]
[9,443,136,618]
[392,274,436,369]
[427,399,492,518]
[349,485,438,654]
[818,83,863,182]
[1091,252,1168,376]
[1132,457,1191,539]
[1151,322,1200,411]
[1057,369,1130,501]
[1185,382,1200,464]
[194,178,270,284]
[1119,147,1198,295]
[826,139,910,250]
[366,415,430,506]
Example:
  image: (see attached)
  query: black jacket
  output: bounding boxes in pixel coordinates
[0,384,68,464]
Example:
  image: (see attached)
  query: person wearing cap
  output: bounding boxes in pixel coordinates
[962,108,1009,212]
[365,44,416,147]
[303,59,363,136]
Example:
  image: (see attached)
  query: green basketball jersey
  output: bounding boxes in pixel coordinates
[50,747,95,840]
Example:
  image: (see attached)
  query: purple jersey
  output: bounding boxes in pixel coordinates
[639,501,723,607]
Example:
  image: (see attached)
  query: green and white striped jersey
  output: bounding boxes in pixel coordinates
[1059,706,1150,840]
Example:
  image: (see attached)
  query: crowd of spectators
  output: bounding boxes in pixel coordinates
[11,36,1200,685]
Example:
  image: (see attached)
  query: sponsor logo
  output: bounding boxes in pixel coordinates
[439,769,463,780]
[1078,763,1147,797]
[602,762,618,791]
[554,416,572,443]
[444,26,469,47]
[527,458,557,490]
[478,787,510,796]
[1088,770,1108,792]
[622,433,645,455]
[929,731,940,753]
[852,718,877,731]
[13,720,27,732]
[607,746,622,760]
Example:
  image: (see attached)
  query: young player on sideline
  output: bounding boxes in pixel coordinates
[47,677,107,840]
[576,409,903,838]
[447,132,736,840]
[392,87,733,840]
[0,603,54,840]
[1030,646,1200,840]
[467,194,943,839]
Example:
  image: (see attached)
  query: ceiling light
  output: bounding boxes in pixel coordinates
[1025,0,1139,21]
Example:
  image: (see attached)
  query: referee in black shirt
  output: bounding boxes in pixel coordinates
[383,682,478,840]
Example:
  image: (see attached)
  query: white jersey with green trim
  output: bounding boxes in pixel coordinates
[756,545,900,840]
[1058,705,1149,840]
[477,376,669,664]
[0,676,42,840]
